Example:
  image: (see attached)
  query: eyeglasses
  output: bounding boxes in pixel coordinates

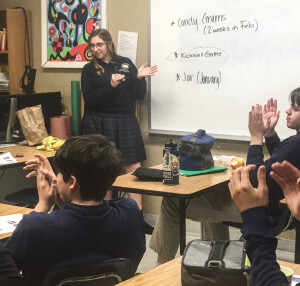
[90,42,106,50]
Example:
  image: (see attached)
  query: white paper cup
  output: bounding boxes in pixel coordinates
[280,265,294,283]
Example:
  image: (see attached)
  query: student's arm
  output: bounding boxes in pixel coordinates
[246,104,267,172]
[248,104,265,146]
[241,207,289,286]
[247,135,300,214]
[0,242,23,286]
[265,133,281,155]
[228,166,289,286]
[271,161,300,220]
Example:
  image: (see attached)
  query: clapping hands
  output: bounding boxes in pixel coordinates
[24,154,63,211]
[229,160,300,220]
[228,165,269,212]
[248,98,280,144]
[271,161,300,220]
[263,98,280,137]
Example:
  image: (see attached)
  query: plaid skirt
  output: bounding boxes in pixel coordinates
[80,111,146,165]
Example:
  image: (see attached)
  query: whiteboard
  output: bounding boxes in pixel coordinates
[149,0,300,140]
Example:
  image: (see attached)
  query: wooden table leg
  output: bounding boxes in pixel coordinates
[294,219,300,264]
[179,198,186,255]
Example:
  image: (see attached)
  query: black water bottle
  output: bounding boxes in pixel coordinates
[163,139,180,185]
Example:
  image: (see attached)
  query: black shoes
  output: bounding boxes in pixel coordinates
[144,221,154,235]
[140,210,154,235]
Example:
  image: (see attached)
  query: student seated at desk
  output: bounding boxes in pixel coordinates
[150,88,300,264]
[228,161,300,286]
[5,134,146,286]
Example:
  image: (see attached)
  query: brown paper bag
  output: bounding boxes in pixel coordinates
[16,105,48,146]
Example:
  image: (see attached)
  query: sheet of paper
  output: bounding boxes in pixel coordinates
[0,213,23,234]
[117,30,138,65]
[0,152,17,164]
[292,274,300,286]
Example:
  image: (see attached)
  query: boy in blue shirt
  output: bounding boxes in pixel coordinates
[6,134,145,286]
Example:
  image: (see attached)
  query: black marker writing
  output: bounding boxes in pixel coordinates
[197,71,221,90]
[175,71,222,90]
[177,16,198,31]
[202,13,227,24]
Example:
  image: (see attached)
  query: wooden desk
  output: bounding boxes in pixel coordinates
[0,203,32,239]
[118,257,182,286]
[111,165,231,254]
[117,257,300,286]
[0,145,55,170]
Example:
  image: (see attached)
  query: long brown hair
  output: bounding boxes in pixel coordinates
[88,29,120,76]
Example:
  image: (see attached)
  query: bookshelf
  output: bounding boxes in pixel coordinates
[0,9,32,94]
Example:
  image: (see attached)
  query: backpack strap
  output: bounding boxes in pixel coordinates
[205,241,229,268]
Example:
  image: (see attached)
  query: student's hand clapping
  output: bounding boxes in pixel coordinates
[248,104,266,144]
[137,62,158,79]
[228,165,269,212]
[263,98,280,137]
[24,154,60,211]
[24,154,56,180]
[271,161,300,220]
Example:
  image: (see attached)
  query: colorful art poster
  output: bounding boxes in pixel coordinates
[41,0,107,68]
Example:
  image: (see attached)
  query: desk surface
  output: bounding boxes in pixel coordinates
[1,202,299,284]
[0,203,32,239]
[0,145,55,169]
[117,257,300,286]
[111,165,231,198]
[118,257,182,286]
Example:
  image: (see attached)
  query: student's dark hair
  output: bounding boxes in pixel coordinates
[290,87,300,107]
[88,28,120,76]
[54,135,123,201]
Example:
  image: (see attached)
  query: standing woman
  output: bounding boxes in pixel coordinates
[80,29,157,233]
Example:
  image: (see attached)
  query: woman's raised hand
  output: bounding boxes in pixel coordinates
[137,62,158,79]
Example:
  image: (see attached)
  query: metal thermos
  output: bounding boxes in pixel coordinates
[163,139,180,185]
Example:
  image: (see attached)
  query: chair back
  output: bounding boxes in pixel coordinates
[223,204,294,235]
[270,203,294,236]
[42,258,133,286]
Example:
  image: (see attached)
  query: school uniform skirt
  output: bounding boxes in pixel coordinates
[80,110,146,165]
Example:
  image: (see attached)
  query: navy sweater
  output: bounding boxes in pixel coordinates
[247,132,300,216]
[81,57,146,114]
[0,242,23,286]
[242,207,289,286]
[6,198,145,286]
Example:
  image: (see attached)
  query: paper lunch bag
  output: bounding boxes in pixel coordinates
[16,105,48,146]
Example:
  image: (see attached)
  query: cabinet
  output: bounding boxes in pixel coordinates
[0,9,32,94]
[0,92,62,143]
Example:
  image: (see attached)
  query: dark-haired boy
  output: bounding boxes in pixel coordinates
[6,134,145,286]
